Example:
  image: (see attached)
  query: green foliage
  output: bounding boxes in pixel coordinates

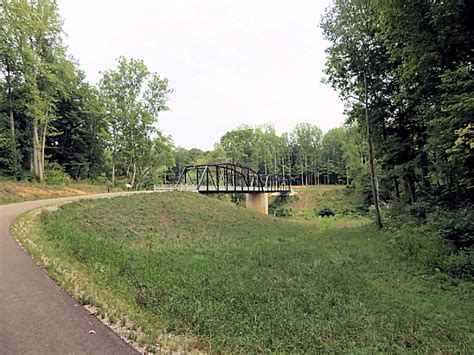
[0,0,74,182]
[99,56,172,188]
[44,161,72,185]
[211,122,365,187]
[1,4,176,187]
[321,0,474,231]
[268,194,297,217]
[426,207,474,251]
[387,202,473,279]
[47,79,108,180]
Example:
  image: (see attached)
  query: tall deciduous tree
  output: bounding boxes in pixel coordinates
[321,0,384,228]
[99,56,172,187]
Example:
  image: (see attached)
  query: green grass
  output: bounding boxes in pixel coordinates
[13,191,473,352]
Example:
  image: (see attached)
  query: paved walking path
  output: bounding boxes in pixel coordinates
[0,192,151,354]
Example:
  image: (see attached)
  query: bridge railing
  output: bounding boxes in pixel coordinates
[153,184,197,192]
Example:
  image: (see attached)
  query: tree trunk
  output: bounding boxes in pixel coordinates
[39,120,48,182]
[111,157,116,186]
[131,162,137,188]
[420,151,431,190]
[327,158,330,185]
[288,153,292,184]
[393,176,400,199]
[33,118,41,181]
[9,102,15,141]
[304,153,308,186]
[273,148,277,173]
[364,70,382,229]
[404,171,416,203]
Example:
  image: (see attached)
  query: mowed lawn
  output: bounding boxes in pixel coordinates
[19,192,473,352]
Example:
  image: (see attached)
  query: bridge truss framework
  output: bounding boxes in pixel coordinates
[176,163,291,194]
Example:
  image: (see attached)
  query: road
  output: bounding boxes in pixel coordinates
[0,192,150,354]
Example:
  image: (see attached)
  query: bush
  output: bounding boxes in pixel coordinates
[273,207,293,217]
[352,168,372,205]
[341,205,369,215]
[268,194,297,217]
[19,170,38,182]
[427,207,474,250]
[44,162,72,185]
[231,193,246,206]
[387,203,474,279]
[78,175,110,186]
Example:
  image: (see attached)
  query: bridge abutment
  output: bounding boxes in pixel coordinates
[246,193,268,214]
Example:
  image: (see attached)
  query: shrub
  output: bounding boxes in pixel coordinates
[269,194,297,216]
[78,175,110,186]
[20,170,37,182]
[44,162,72,185]
[426,207,474,250]
[273,207,293,217]
[387,203,474,279]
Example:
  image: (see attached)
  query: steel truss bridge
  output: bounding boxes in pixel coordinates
[174,163,291,194]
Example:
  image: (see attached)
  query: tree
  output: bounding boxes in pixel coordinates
[220,125,259,171]
[0,3,22,177]
[135,132,175,188]
[99,56,172,187]
[322,0,384,228]
[1,0,72,182]
[377,0,474,204]
[321,128,345,184]
[47,73,107,179]
[341,125,367,186]
[291,123,322,185]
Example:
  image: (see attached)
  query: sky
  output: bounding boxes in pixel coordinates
[57,0,345,150]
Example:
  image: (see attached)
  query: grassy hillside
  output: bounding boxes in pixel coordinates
[0,180,111,204]
[291,185,362,210]
[270,185,369,227]
[13,190,473,352]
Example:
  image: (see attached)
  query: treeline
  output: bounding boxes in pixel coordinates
[321,0,473,276]
[169,123,367,187]
[0,0,173,188]
[321,0,473,211]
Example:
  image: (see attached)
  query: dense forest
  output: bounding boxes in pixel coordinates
[321,0,473,277]
[1,0,473,273]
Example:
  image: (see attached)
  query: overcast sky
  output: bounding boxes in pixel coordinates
[57,0,345,150]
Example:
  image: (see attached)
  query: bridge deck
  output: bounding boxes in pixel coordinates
[154,184,290,194]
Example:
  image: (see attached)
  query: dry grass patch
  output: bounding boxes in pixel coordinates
[0,180,110,204]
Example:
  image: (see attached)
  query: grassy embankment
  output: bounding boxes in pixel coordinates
[12,187,473,352]
[0,179,112,204]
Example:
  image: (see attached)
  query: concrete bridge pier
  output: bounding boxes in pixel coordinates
[246,193,268,214]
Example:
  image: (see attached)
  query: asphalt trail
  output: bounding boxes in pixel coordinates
[0,192,152,354]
